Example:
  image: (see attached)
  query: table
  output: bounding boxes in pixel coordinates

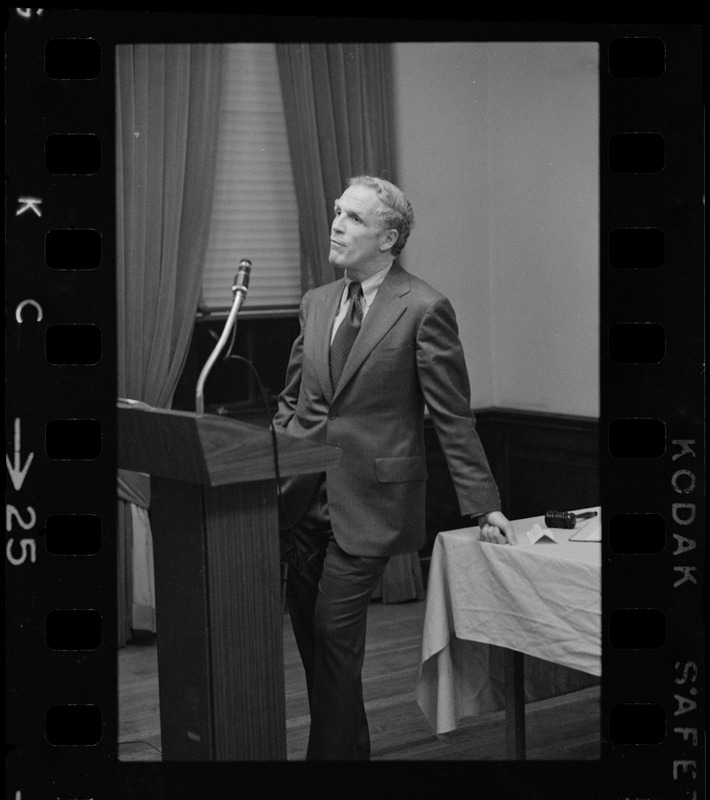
[415,508,601,758]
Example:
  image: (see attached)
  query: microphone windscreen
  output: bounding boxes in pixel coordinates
[233,259,252,292]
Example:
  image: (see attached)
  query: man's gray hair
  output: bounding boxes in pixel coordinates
[347,175,415,256]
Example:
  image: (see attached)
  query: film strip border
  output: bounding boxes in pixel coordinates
[601,28,704,800]
[6,6,120,798]
[5,13,705,799]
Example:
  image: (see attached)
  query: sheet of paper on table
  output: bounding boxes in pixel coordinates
[569,519,601,541]
[526,523,557,544]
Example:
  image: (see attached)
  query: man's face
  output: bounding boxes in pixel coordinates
[328,184,395,278]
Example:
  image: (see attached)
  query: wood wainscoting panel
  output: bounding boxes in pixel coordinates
[423,408,599,563]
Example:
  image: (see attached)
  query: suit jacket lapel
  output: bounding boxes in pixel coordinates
[332,265,411,400]
[313,279,345,402]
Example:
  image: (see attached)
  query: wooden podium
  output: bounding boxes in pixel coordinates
[117,402,341,761]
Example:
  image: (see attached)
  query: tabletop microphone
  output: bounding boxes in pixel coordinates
[232,258,252,297]
[544,510,598,529]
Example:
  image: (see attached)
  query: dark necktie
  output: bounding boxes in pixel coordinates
[330,281,364,390]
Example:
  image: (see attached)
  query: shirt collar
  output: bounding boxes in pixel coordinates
[344,262,393,308]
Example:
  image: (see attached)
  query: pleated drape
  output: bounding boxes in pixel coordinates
[275,43,398,291]
[115,44,225,644]
[276,43,423,603]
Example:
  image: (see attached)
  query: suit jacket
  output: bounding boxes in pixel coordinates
[273,262,501,557]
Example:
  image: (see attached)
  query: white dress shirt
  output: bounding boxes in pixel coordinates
[330,263,393,343]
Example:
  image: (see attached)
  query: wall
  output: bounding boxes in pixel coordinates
[393,41,599,417]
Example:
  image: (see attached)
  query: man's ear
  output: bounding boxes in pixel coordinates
[380,228,398,252]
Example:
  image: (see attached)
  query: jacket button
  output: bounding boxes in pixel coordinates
[328,412,337,420]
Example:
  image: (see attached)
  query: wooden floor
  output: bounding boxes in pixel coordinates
[118,599,600,762]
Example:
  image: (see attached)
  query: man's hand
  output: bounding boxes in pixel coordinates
[477,510,515,545]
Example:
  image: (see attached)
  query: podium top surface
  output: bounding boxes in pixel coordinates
[118,401,341,486]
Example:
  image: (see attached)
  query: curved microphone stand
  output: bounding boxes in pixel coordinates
[195,260,251,415]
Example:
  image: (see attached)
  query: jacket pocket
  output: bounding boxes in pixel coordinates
[375,456,428,483]
[369,345,413,362]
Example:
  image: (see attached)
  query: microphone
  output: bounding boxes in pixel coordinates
[195,258,252,414]
[232,258,252,298]
[544,509,598,529]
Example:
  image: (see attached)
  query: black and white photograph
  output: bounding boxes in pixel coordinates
[115,38,601,763]
[5,13,704,800]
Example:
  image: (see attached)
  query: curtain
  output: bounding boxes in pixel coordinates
[116,43,225,644]
[276,43,423,603]
[276,43,397,292]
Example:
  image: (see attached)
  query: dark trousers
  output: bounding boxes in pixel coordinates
[281,480,389,760]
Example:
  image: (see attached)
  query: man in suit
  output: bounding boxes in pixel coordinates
[273,175,513,760]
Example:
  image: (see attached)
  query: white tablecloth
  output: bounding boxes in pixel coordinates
[416,509,601,734]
